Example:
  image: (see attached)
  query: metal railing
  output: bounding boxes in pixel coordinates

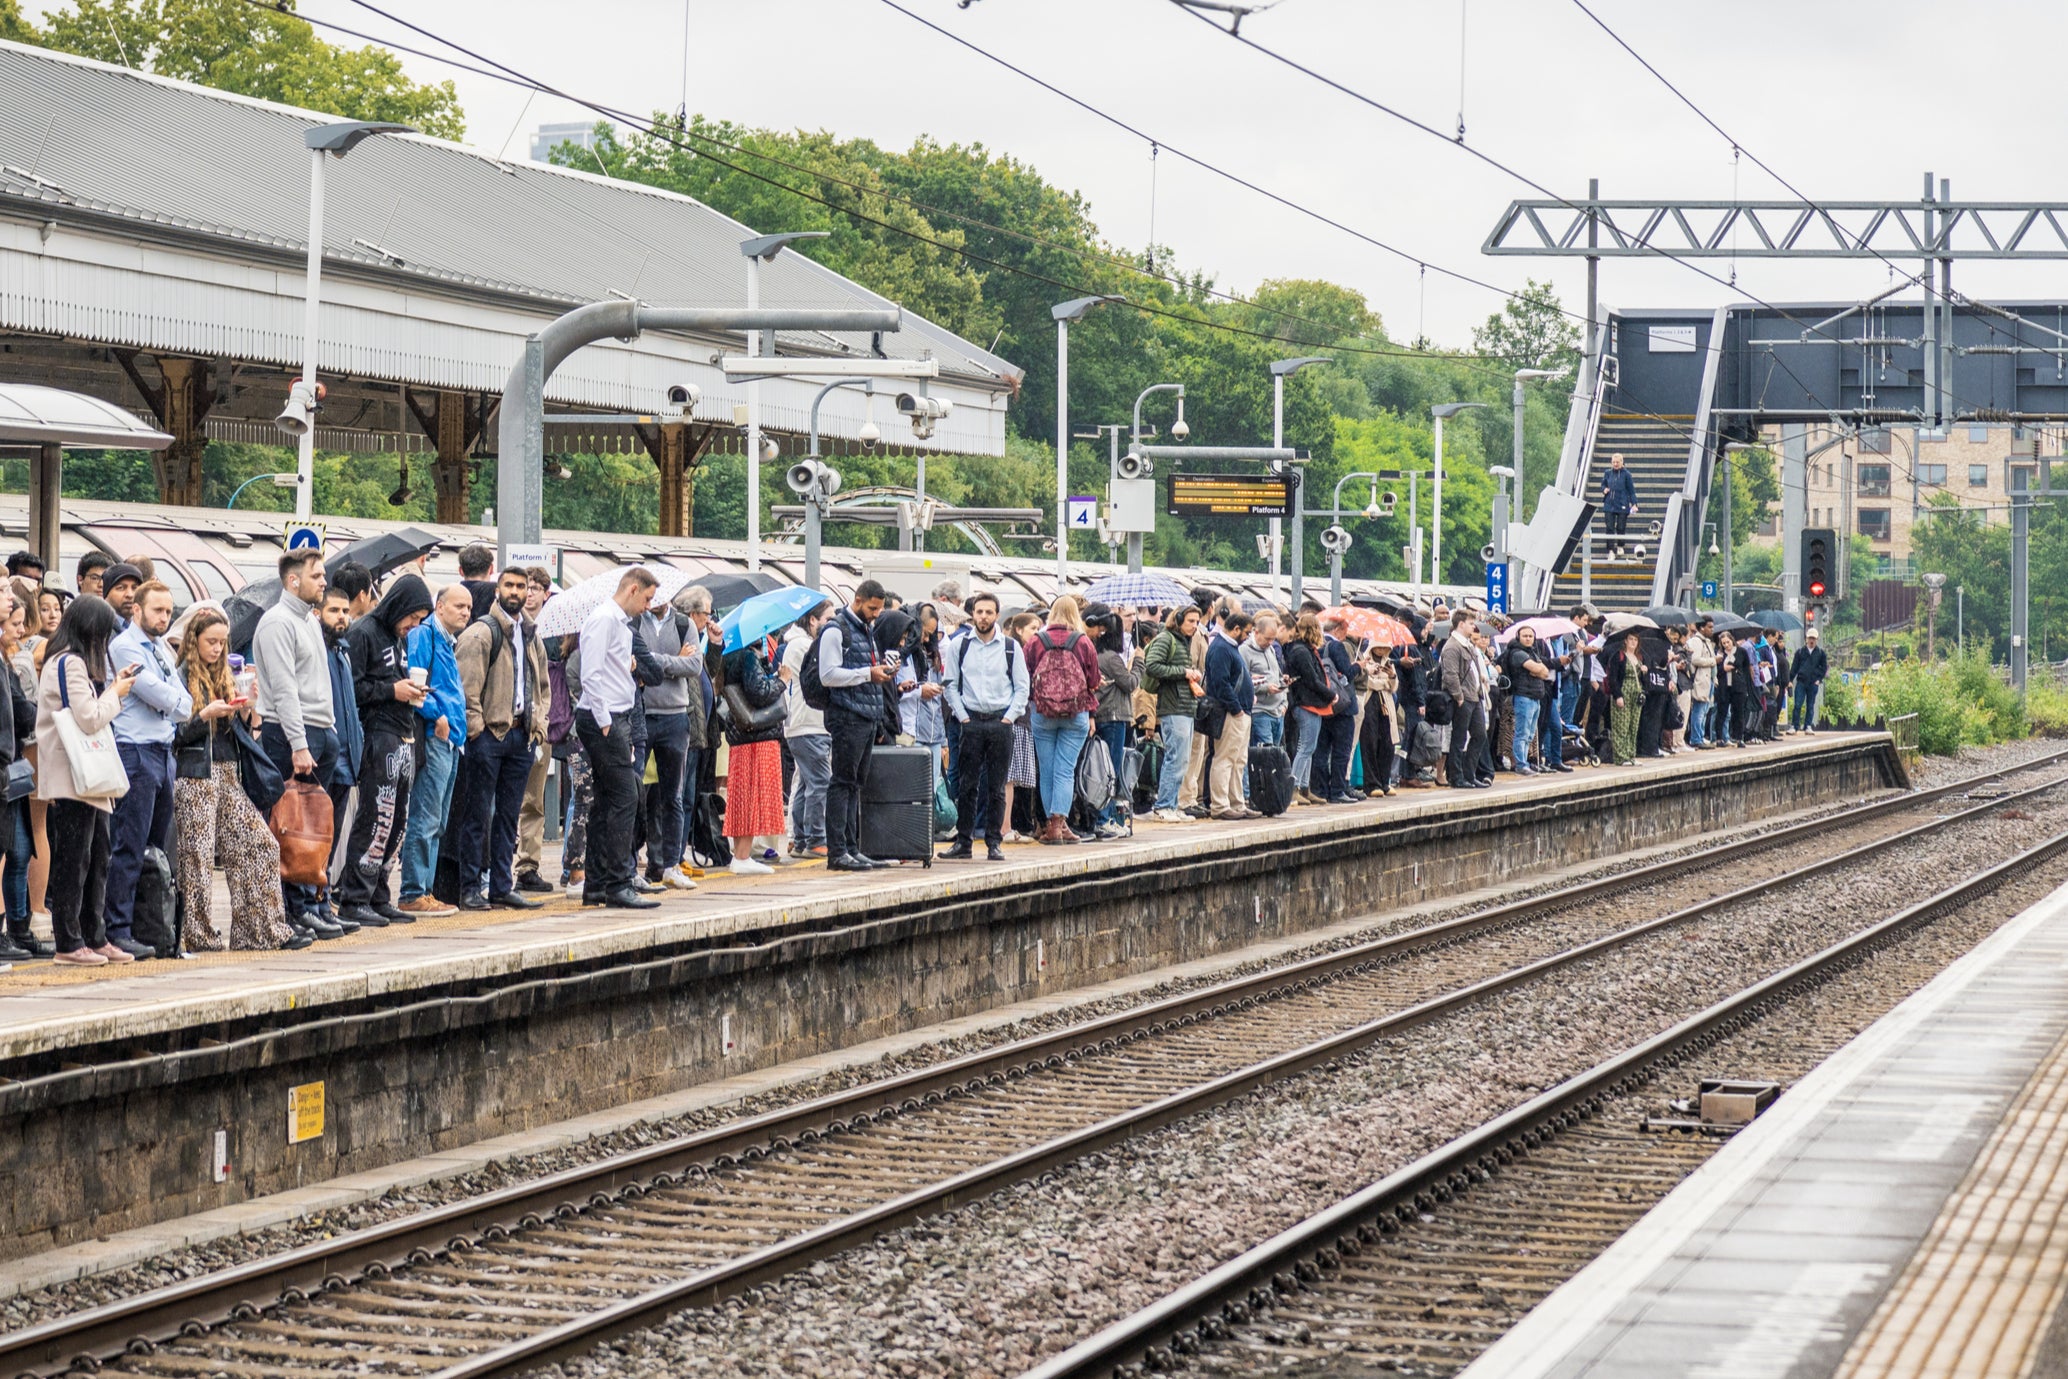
[1526,330,1618,609]
[1651,304,1731,607]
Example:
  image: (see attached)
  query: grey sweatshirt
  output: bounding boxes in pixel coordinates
[252,597,333,750]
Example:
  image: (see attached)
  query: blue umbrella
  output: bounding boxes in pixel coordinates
[1080,572,1193,607]
[721,586,835,653]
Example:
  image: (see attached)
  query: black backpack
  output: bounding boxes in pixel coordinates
[134,845,182,959]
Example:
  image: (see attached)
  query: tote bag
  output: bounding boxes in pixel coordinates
[54,656,129,801]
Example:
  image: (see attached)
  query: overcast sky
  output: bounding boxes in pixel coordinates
[187,2,2068,352]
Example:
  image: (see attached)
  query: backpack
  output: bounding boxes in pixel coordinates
[951,632,1019,708]
[1424,689,1454,727]
[135,845,182,958]
[1138,633,1169,695]
[1029,629,1090,719]
[1073,734,1117,812]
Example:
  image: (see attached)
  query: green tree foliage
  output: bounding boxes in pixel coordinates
[27,0,465,139]
[1470,279,1581,372]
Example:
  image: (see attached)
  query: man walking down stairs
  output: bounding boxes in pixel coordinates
[1600,453,1637,558]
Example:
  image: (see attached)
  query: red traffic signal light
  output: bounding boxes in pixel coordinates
[1801,527,1835,603]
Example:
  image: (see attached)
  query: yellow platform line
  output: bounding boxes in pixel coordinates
[1836,1025,2068,1379]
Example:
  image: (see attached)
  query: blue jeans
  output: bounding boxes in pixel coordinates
[2,799,27,925]
[1686,697,1709,746]
[1511,695,1541,770]
[1095,720,1128,825]
[399,733,459,902]
[788,733,831,848]
[1251,713,1284,748]
[1030,710,1091,820]
[1290,709,1321,789]
[1558,677,1580,737]
[1153,713,1194,812]
[1537,694,1565,768]
[641,713,690,872]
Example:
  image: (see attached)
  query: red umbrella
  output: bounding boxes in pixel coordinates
[1323,605,1415,646]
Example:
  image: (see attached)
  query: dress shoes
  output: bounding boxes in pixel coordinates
[602,888,659,909]
[7,929,51,958]
[457,891,493,912]
[336,904,389,928]
[110,935,156,959]
[295,913,345,940]
[938,843,974,860]
[827,854,877,872]
[487,891,542,910]
[373,903,417,924]
[513,870,554,895]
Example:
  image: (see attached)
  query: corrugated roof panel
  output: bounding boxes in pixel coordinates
[0,40,1021,387]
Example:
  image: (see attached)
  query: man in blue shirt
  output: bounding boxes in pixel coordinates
[395,582,470,917]
[103,580,191,956]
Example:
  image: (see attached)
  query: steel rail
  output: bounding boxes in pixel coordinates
[4,750,2055,1377]
[1017,829,2068,1379]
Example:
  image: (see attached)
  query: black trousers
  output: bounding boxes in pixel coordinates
[456,725,533,898]
[1604,508,1630,554]
[46,797,110,954]
[575,711,638,897]
[1448,701,1489,786]
[954,716,1012,847]
[825,706,877,860]
[337,728,414,906]
[1637,689,1672,756]
[1360,704,1395,789]
[260,722,339,920]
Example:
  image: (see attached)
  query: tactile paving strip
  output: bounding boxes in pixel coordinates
[1836,1025,2068,1379]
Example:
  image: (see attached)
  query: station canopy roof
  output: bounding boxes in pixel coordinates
[0,40,1021,391]
[0,383,171,449]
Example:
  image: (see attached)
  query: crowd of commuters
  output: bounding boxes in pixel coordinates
[0,540,1835,968]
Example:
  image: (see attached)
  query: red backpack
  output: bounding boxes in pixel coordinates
[1029,628,1090,718]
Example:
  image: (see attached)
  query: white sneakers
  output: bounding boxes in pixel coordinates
[1151,808,1189,823]
[729,857,774,876]
[659,867,698,890]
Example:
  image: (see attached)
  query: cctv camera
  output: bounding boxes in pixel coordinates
[1169,418,1190,442]
[858,419,881,448]
[665,383,701,415]
[895,393,953,421]
[274,379,324,438]
[1363,500,1384,520]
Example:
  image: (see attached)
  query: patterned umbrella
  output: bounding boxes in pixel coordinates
[1079,572,1193,607]
[1323,605,1415,646]
[534,563,692,639]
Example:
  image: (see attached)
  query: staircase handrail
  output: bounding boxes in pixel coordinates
[1527,318,1617,608]
[1650,304,1731,606]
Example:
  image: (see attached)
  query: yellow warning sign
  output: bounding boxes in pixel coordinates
[287,1081,325,1143]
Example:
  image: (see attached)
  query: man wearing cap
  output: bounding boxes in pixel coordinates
[101,562,143,626]
[1790,628,1829,734]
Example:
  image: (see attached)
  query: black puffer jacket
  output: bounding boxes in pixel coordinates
[719,642,786,747]
[346,575,432,738]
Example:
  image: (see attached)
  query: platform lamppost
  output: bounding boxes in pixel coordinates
[1053,295,1123,582]
[282,120,415,519]
[1430,400,1488,586]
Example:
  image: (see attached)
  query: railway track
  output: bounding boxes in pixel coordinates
[4,752,2062,1379]
[1020,823,2068,1379]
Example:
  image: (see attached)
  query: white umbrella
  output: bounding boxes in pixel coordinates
[1600,611,1659,637]
[534,563,691,639]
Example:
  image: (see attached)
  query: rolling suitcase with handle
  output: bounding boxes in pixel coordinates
[860,744,935,867]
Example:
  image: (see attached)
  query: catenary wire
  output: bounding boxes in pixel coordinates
[280,0,1478,370]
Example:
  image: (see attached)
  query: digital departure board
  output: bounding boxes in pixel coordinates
[1166,472,1296,517]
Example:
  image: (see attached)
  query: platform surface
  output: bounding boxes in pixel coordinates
[1463,849,2068,1379]
[0,733,1880,1063]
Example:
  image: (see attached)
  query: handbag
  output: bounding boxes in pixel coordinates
[231,716,284,815]
[269,778,334,888]
[4,758,32,802]
[52,656,128,801]
[719,680,788,737]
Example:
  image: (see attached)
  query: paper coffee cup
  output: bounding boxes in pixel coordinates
[408,667,430,687]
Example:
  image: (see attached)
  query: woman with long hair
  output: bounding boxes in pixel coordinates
[173,608,308,951]
[1606,630,1645,766]
[1281,613,1333,804]
[0,594,36,957]
[720,631,788,875]
[1090,610,1137,836]
[1001,611,1043,840]
[1023,594,1100,844]
[35,595,139,964]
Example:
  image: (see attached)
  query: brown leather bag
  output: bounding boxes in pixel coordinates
[269,778,334,888]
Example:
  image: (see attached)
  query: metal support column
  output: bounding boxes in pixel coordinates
[1780,423,1805,648]
[29,443,60,570]
[2013,468,2031,693]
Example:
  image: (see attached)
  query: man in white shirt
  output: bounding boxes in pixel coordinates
[574,568,660,909]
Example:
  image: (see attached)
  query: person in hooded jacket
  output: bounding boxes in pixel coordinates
[334,574,432,924]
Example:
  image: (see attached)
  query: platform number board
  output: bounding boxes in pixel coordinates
[1485,561,1509,614]
[1066,496,1098,530]
[282,521,326,553]
[1702,580,1719,600]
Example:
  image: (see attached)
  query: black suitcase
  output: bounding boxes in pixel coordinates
[861,744,935,866]
[1248,742,1296,817]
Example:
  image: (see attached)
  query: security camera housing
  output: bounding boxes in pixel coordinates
[666,383,701,415]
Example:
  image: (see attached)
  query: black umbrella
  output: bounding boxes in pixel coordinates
[1747,608,1804,632]
[224,580,281,659]
[1706,611,1761,638]
[1641,605,1694,628]
[327,527,443,581]
[688,570,783,615]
